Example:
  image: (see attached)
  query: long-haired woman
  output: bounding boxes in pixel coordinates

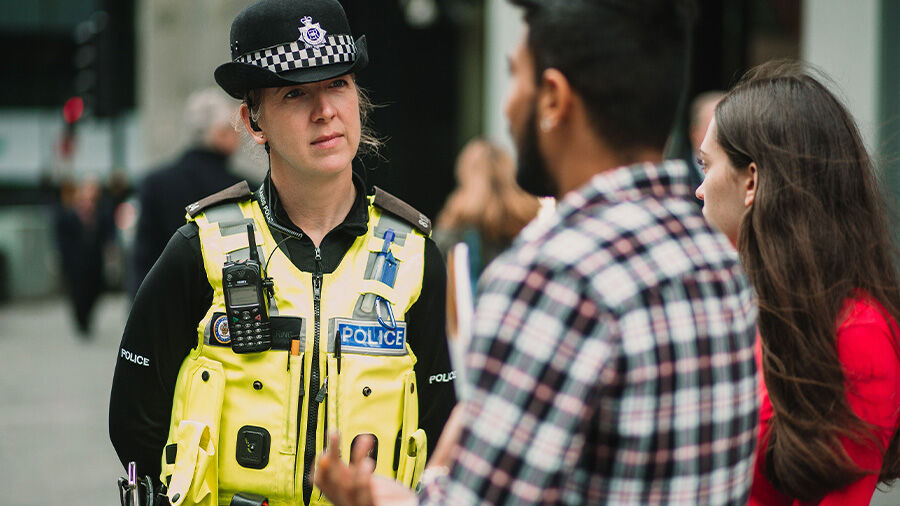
[695,61,900,504]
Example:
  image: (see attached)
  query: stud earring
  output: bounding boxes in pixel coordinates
[540,118,556,132]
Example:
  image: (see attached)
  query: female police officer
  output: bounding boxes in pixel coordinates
[109,1,455,504]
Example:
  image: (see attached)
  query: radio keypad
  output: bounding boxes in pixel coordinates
[229,319,270,351]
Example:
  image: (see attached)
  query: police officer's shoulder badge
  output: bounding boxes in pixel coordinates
[213,314,232,345]
[298,16,328,47]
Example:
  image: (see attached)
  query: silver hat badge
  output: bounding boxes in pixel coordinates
[298,16,327,47]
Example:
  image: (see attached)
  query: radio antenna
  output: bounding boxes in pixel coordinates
[246,223,260,263]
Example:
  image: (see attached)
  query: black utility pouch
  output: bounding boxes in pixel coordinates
[230,492,269,506]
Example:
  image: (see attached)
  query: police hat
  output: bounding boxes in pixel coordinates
[214,0,368,99]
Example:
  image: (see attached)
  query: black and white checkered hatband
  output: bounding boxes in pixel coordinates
[235,34,357,74]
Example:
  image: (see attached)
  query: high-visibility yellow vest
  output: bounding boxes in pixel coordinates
[161,192,429,506]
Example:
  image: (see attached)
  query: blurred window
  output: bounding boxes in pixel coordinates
[0,0,134,110]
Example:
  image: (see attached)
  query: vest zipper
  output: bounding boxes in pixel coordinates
[302,247,323,505]
[315,377,328,402]
[317,376,328,451]
[291,356,304,494]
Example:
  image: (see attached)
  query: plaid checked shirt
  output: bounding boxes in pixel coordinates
[420,161,759,505]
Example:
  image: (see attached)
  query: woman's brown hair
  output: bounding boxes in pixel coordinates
[436,139,540,244]
[716,61,900,500]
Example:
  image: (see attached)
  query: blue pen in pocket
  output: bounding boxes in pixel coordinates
[361,229,399,329]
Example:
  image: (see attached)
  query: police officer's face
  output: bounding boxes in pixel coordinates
[256,75,361,178]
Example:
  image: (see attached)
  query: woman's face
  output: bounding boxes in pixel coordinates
[695,118,755,245]
[256,75,361,179]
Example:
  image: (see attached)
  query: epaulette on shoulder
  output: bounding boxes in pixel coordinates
[185,181,252,218]
[372,186,432,235]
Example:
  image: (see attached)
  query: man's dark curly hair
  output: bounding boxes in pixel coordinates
[509,0,697,154]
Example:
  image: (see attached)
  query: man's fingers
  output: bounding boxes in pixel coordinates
[360,456,375,478]
[315,432,380,506]
[349,456,376,506]
[318,433,340,473]
[349,434,376,465]
[314,433,344,493]
[327,432,341,459]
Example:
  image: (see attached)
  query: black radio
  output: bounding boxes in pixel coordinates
[223,224,273,353]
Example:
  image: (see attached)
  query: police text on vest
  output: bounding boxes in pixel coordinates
[335,319,407,355]
[429,371,456,384]
[120,348,150,367]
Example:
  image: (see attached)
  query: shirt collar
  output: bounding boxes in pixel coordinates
[557,159,693,217]
[255,170,370,238]
[515,159,696,252]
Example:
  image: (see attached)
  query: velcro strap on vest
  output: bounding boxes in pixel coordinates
[205,313,305,350]
[219,219,257,239]
[220,233,258,255]
[366,236,409,262]
[373,213,412,246]
[203,204,246,226]
[200,201,279,316]
[357,280,397,304]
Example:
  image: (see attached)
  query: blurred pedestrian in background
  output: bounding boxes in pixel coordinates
[689,91,724,168]
[53,174,116,336]
[433,138,539,287]
[695,61,900,505]
[684,90,724,205]
[128,87,243,297]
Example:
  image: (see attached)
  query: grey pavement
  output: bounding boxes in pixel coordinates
[1,294,126,505]
[1,293,899,505]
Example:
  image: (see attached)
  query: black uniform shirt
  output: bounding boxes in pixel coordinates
[109,172,456,486]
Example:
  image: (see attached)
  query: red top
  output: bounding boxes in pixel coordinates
[749,295,900,505]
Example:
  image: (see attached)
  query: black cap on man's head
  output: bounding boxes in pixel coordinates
[215,0,368,99]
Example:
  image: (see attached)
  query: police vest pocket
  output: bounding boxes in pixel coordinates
[397,429,426,488]
[212,351,299,500]
[395,371,426,488]
[327,353,417,485]
[281,352,304,454]
[166,421,217,506]
[163,357,226,506]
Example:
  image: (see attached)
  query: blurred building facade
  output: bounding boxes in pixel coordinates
[1,0,900,300]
